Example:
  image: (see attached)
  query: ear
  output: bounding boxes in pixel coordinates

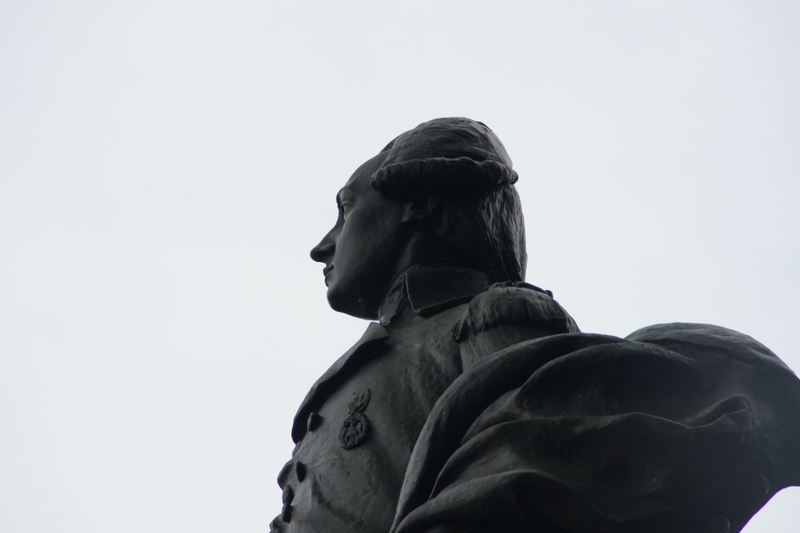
[401,195,439,224]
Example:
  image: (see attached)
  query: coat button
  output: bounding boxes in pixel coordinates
[282,486,294,504]
[307,412,323,432]
[295,461,306,482]
[281,503,292,523]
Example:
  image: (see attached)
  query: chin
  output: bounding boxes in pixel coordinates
[326,285,379,320]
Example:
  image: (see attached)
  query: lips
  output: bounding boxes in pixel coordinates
[323,266,333,286]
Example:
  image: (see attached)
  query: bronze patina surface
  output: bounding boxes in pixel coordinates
[271,118,800,533]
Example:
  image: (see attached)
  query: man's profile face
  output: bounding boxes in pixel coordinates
[310,151,412,319]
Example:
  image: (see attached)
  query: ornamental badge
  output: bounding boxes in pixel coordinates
[339,388,371,449]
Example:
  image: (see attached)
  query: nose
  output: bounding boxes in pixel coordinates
[310,230,335,263]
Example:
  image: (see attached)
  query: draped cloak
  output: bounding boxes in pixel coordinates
[390,320,800,533]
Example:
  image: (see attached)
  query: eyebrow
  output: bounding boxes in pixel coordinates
[336,189,344,208]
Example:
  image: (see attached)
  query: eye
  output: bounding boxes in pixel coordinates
[340,202,353,220]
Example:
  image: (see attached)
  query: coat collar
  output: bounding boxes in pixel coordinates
[378,263,491,326]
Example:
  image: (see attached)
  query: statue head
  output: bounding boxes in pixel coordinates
[310,117,527,319]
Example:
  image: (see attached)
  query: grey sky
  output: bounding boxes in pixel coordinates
[1,1,798,531]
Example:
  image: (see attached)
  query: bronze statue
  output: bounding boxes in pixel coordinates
[272,118,800,533]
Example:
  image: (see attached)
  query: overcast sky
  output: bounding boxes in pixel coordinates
[1,1,799,532]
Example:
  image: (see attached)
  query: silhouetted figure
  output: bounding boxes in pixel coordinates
[271,118,800,533]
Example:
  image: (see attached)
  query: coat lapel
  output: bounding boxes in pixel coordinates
[291,322,389,443]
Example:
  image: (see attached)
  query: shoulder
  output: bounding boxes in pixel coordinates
[451,281,580,369]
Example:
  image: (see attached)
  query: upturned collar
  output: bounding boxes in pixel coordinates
[378,263,492,326]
